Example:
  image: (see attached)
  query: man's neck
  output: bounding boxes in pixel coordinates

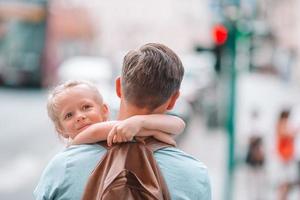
[117,105,151,120]
[117,100,167,120]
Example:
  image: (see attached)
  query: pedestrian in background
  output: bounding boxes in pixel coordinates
[276,109,296,200]
[245,109,266,200]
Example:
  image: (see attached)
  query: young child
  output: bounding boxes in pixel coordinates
[47,80,185,146]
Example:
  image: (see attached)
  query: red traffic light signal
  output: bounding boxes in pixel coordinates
[212,24,228,45]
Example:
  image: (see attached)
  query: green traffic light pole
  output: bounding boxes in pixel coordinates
[221,5,238,200]
[211,0,239,199]
[225,20,237,200]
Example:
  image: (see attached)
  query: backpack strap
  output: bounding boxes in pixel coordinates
[136,136,173,200]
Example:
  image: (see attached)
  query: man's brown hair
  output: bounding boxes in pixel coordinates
[121,43,184,110]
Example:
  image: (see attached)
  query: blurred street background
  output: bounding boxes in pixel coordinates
[2,0,300,199]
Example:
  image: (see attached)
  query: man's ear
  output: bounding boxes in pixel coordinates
[115,77,122,98]
[167,90,180,110]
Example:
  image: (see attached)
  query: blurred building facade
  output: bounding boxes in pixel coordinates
[256,0,300,85]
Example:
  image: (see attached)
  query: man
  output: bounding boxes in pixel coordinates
[34,43,211,199]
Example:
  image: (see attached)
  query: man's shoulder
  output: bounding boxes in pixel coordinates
[45,144,108,177]
[155,146,207,168]
[154,146,209,178]
[34,144,107,199]
[154,147,211,200]
[45,144,106,166]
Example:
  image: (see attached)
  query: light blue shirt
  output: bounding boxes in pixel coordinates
[34,144,211,200]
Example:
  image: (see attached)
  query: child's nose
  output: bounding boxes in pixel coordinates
[76,113,86,122]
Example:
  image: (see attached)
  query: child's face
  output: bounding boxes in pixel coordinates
[55,85,108,139]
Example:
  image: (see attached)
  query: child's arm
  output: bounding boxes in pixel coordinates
[140,130,177,146]
[71,114,185,146]
[70,121,117,145]
[138,114,185,135]
[107,114,185,146]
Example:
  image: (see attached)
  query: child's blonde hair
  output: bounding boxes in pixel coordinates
[47,80,104,129]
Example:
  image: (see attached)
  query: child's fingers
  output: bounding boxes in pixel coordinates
[125,133,133,141]
[120,134,127,142]
[107,126,117,146]
[122,135,129,143]
[116,135,123,143]
[113,135,118,143]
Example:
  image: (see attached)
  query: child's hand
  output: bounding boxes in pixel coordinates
[107,117,142,146]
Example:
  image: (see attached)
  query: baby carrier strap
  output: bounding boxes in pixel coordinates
[81,137,174,200]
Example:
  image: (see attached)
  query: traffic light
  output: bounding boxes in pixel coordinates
[212,24,228,46]
[212,24,228,73]
[194,24,228,73]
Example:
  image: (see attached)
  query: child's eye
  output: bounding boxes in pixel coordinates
[64,113,73,119]
[83,105,92,110]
